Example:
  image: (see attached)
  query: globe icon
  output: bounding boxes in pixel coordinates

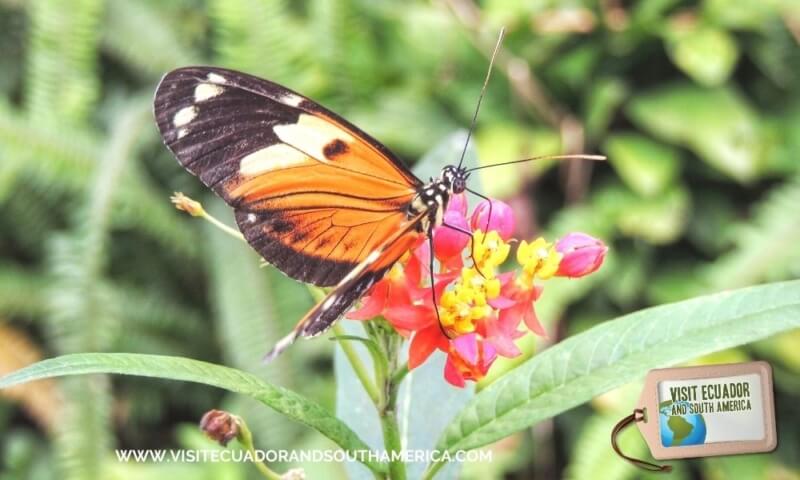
[659,400,707,447]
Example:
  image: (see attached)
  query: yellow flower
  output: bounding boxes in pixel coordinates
[516,237,563,287]
[471,230,510,272]
[438,265,503,336]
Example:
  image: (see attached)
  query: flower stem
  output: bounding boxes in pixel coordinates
[202,210,245,241]
[235,418,282,480]
[367,322,407,480]
[391,363,409,387]
[171,193,247,242]
[332,323,381,405]
[379,400,406,480]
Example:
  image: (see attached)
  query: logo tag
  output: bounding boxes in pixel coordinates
[636,361,777,460]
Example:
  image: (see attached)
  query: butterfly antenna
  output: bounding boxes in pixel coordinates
[457,27,506,170]
[466,154,606,173]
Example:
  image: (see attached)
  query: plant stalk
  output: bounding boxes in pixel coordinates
[236,418,282,480]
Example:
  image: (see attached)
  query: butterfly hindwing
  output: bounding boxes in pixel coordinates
[264,214,425,361]
[154,66,423,286]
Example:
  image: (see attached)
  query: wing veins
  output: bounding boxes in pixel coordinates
[167,68,420,188]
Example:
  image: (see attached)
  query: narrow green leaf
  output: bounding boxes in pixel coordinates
[428,280,800,473]
[0,353,386,474]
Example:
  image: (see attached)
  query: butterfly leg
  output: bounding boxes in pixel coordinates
[428,234,452,340]
[466,187,494,233]
[441,220,488,279]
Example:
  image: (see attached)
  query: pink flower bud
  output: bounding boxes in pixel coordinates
[447,193,468,216]
[470,199,515,240]
[433,210,470,261]
[555,232,607,278]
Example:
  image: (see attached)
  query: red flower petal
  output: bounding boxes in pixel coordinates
[443,357,466,388]
[385,304,435,331]
[408,326,447,370]
[522,302,547,337]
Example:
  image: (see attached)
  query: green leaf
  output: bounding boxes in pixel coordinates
[593,182,690,244]
[0,353,386,475]
[702,0,781,31]
[604,133,681,197]
[426,280,800,474]
[664,24,739,87]
[626,83,765,182]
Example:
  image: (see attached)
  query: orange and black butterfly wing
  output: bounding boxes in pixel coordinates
[264,213,426,361]
[154,66,423,287]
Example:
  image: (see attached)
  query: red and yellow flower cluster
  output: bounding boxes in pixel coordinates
[348,194,607,387]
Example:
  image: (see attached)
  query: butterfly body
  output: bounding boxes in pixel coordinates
[407,165,469,234]
[154,66,468,359]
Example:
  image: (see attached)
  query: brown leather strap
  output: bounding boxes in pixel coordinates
[611,408,673,473]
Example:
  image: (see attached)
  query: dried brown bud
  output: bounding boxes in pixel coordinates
[199,409,240,446]
[171,192,204,217]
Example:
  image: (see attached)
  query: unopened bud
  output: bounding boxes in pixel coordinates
[555,232,607,278]
[199,409,240,446]
[171,192,205,217]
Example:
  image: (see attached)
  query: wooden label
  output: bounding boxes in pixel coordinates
[635,361,777,460]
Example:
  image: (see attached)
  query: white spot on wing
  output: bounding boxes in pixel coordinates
[280,92,304,107]
[206,72,226,84]
[247,213,257,223]
[322,295,337,309]
[365,250,380,264]
[173,106,197,127]
[273,114,354,162]
[339,249,383,285]
[194,83,224,102]
[239,144,310,176]
[176,127,189,139]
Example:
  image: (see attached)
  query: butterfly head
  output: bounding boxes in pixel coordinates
[441,165,470,195]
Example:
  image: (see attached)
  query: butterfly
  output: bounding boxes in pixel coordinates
[154,61,603,361]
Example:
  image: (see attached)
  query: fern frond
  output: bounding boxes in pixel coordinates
[309,0,380,108]
[45,102,150,480]
[25,0,104,124]
[0,102,199,260]
[209,0,311,88]
[0,184,64,257]
[701,175,800,290]
[106,282,208,341]
[101,0,200,77]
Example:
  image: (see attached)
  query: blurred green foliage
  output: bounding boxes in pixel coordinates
[0,0,798,479]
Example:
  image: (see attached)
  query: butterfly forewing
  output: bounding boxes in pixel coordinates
[154,66,423,287]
